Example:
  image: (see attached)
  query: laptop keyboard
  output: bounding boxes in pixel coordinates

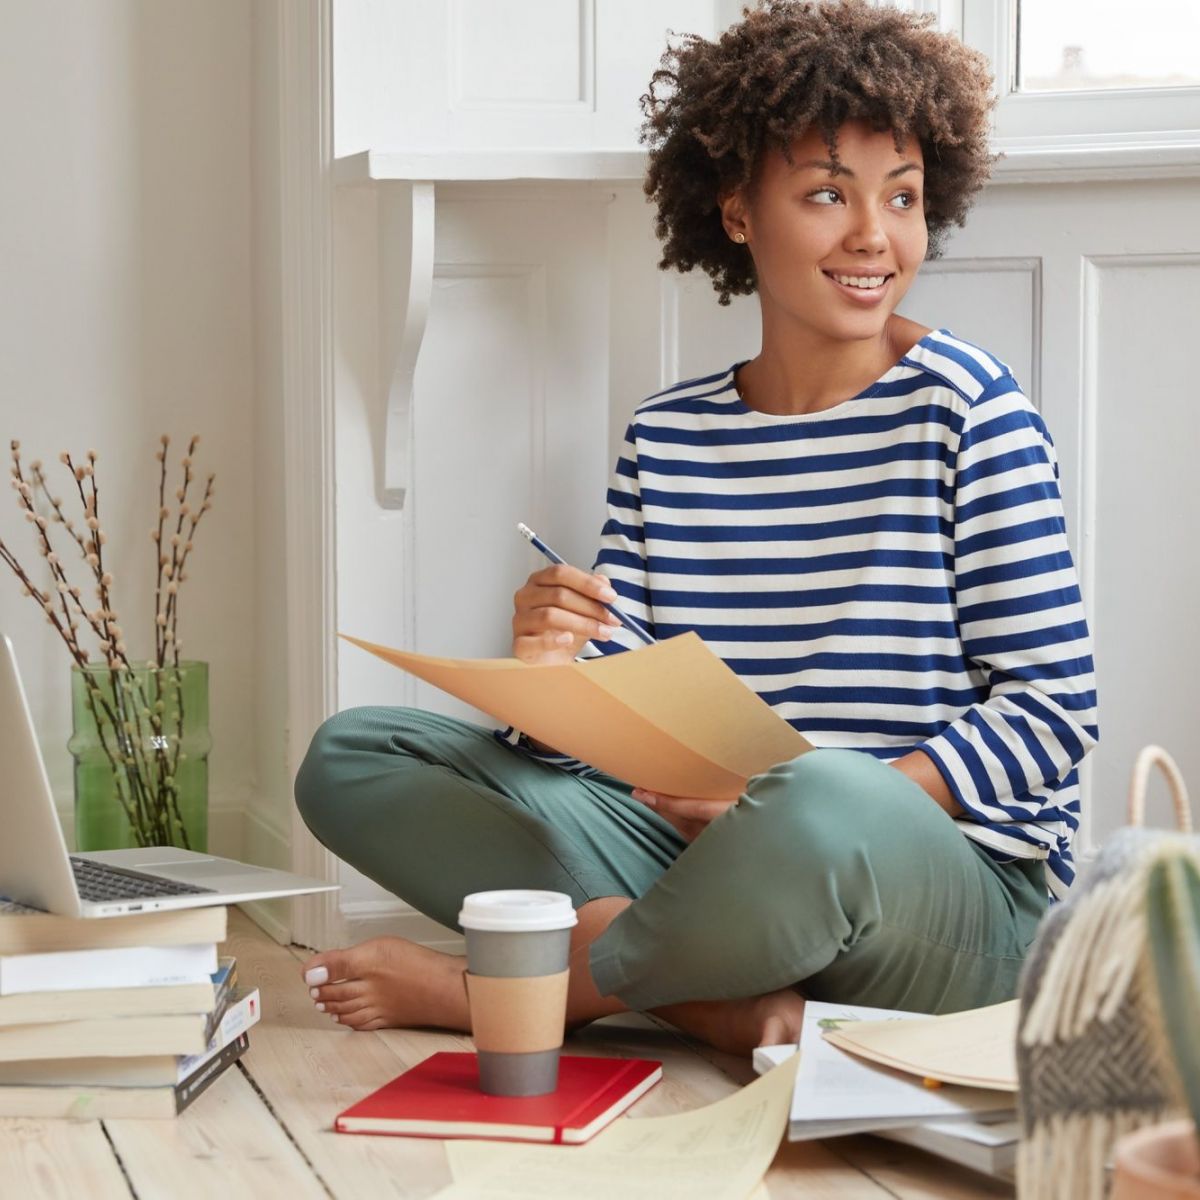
[69,856,218,901]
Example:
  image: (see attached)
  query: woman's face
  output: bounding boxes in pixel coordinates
[725,119,928,341]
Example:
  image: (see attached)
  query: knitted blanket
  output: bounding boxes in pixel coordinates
[1016,827,1197,1199]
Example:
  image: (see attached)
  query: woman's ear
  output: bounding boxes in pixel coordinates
[718,189,751,246]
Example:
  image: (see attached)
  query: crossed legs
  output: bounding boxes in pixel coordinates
[294,708,1045,1054]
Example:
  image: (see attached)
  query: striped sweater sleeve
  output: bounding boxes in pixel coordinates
[582,422,656,658]
[917,377,1099,858]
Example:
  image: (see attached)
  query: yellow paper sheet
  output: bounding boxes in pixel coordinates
[342,632,812,800]
[822,999,1019,1092]
[436,1056,798,1200]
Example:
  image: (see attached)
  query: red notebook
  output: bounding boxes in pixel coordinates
[334,1052,663,1144]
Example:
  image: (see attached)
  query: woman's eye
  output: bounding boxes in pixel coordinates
[808,188,920,209]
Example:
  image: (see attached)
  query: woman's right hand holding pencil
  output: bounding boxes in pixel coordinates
[511,564,622,664]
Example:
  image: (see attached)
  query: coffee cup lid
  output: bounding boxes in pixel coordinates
[458,890,578,933]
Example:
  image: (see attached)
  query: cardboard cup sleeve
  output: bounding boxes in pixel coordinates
[465,969,570,1054]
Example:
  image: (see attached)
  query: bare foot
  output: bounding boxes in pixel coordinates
[652,987,806,1056]
[300,936,470,1033]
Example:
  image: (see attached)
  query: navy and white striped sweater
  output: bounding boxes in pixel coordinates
[501,328,1098,898]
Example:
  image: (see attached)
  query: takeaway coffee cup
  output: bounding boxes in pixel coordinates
[458,889,578,1097]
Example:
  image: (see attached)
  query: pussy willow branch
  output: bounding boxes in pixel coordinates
[150,438,215,822]
[158,446,215,793]
[154,435,169,667]
[160,437,211,670]
[9,444,116,672]
[29,463,97,646]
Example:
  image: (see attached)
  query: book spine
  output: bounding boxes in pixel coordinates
[214,989,259,1044]
[0,905,228,956]
[201,963,239,1043]
[0,979,215,1028]
[174,1033,249,1113]
[0,942,218,995]
[177,989,261,1082]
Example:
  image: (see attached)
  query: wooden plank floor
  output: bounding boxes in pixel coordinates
[3,909,1015,1199]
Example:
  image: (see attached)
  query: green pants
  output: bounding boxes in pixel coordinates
[294,706,1048,1013]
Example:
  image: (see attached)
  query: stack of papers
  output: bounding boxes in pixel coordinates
[752,1001,1019,1180]
[880,1117,1019,1179]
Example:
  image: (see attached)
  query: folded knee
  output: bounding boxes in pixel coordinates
[739,749,884,854]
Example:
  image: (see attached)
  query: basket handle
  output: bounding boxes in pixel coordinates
[1127,745,1193,832]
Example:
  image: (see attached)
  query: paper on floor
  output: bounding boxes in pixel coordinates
[434,1056,798,1200]
[821,998,1019,1090]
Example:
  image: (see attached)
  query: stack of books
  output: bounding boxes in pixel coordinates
[0,900,260,1118]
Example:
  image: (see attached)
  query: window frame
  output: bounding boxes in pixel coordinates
[961,0,1200,155]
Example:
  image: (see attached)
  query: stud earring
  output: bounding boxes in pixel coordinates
[734,232,746,244]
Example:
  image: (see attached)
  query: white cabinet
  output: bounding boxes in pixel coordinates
[333,0,738,155]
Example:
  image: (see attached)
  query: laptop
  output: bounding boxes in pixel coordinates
[1,634,340,918]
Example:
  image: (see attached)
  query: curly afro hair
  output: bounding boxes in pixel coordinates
[641,0,999,304]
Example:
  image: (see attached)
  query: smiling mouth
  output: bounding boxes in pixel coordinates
[822,271,895,291]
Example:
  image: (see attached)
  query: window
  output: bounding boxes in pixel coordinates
[1016,0,1200,94]
[962,0,1200,156]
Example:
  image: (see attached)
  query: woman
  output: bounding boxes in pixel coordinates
[295,0,1098,1055]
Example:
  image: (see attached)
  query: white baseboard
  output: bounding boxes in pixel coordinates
[237,896,294,945]
[237,804,297,944]
[334,900,465,957]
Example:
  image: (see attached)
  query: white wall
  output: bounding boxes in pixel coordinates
[0,0,261,858]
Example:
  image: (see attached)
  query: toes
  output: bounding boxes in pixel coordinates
[310,981,367,1005]
[322,997,371,1017]
[302,951,348,987]
[302,940,394,987]
[336,1008,382,1030]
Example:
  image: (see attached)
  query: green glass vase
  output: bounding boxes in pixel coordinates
[68,661,211,852]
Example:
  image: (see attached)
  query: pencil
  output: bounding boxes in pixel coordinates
[516,522,656,646]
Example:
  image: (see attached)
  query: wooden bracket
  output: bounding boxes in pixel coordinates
[377,180,435,509]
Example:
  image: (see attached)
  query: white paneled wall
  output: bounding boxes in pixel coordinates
[332,184,614,942]
[334,186,611,709]
[1088,255,1200,832]
[412,187,611,682]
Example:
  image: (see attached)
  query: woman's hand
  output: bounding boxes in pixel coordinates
[631,789,739,843]
[512,563,621,665]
